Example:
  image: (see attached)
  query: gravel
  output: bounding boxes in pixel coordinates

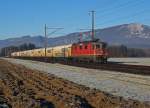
[3,58,150,103]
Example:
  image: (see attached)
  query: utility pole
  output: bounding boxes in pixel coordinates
[44,24,64,57]
[89,10,95,40]
[44,24,47,57]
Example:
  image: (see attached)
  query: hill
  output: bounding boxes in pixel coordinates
[0,23,150,48]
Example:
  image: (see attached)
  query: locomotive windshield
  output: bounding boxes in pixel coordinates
[102,42,107,49]
[94,42,107,49]
[96,44,100,49]
[93,42,107,49]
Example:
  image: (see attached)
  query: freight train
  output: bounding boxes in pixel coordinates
[11,39,108,63]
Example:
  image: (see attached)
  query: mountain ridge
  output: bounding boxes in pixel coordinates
[1,23,150,49]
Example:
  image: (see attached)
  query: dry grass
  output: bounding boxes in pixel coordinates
[0,59,149,108]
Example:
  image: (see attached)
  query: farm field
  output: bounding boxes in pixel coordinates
[2,58,150,105]
[108,58,150,66]
[1,59,150,108]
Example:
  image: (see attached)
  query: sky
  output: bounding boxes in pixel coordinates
[0,0,150,39]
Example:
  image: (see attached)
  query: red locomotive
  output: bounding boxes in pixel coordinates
[71,39,108,63]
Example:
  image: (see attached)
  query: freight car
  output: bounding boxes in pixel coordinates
[11,39,108,63]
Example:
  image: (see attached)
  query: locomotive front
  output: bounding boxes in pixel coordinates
[92,41,108,63]
[71,39,108,63]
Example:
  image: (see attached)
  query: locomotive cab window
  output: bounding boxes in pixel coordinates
[92,45,95,50]
[102,43,107,49]
[96,44,100,49]
[84,45,88,49]
[79,45,82,49]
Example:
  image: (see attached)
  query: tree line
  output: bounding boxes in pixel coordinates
[0,43,36,57]
[0,43,150,57]
[107,45,150,57]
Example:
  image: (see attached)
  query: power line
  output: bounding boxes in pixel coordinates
[96,0,144,18]
[44,24,64,57]
[87,0,146,31]
[96,8,150,28]
[77,10,96,41]
[95,0,123,12]
[96,0,142,13]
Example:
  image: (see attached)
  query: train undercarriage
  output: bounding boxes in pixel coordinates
[11,55,107,64]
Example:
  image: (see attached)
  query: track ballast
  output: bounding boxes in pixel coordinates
[10,57,150,76]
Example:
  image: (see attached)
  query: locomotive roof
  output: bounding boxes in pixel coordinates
[73,39,106,45]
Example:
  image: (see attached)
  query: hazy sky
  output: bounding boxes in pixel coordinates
[0,0,150,39]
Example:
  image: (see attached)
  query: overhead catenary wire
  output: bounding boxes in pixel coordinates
[94,0,120,12]
[94,0,149,28]
[42,0,149,42]
[44,24,64,57]
[73,0,147,34]
[96,0,144,16]
[96,8,150,27]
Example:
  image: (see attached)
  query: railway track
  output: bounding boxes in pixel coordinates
[61,62,150,76]
[10,57,150,76]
